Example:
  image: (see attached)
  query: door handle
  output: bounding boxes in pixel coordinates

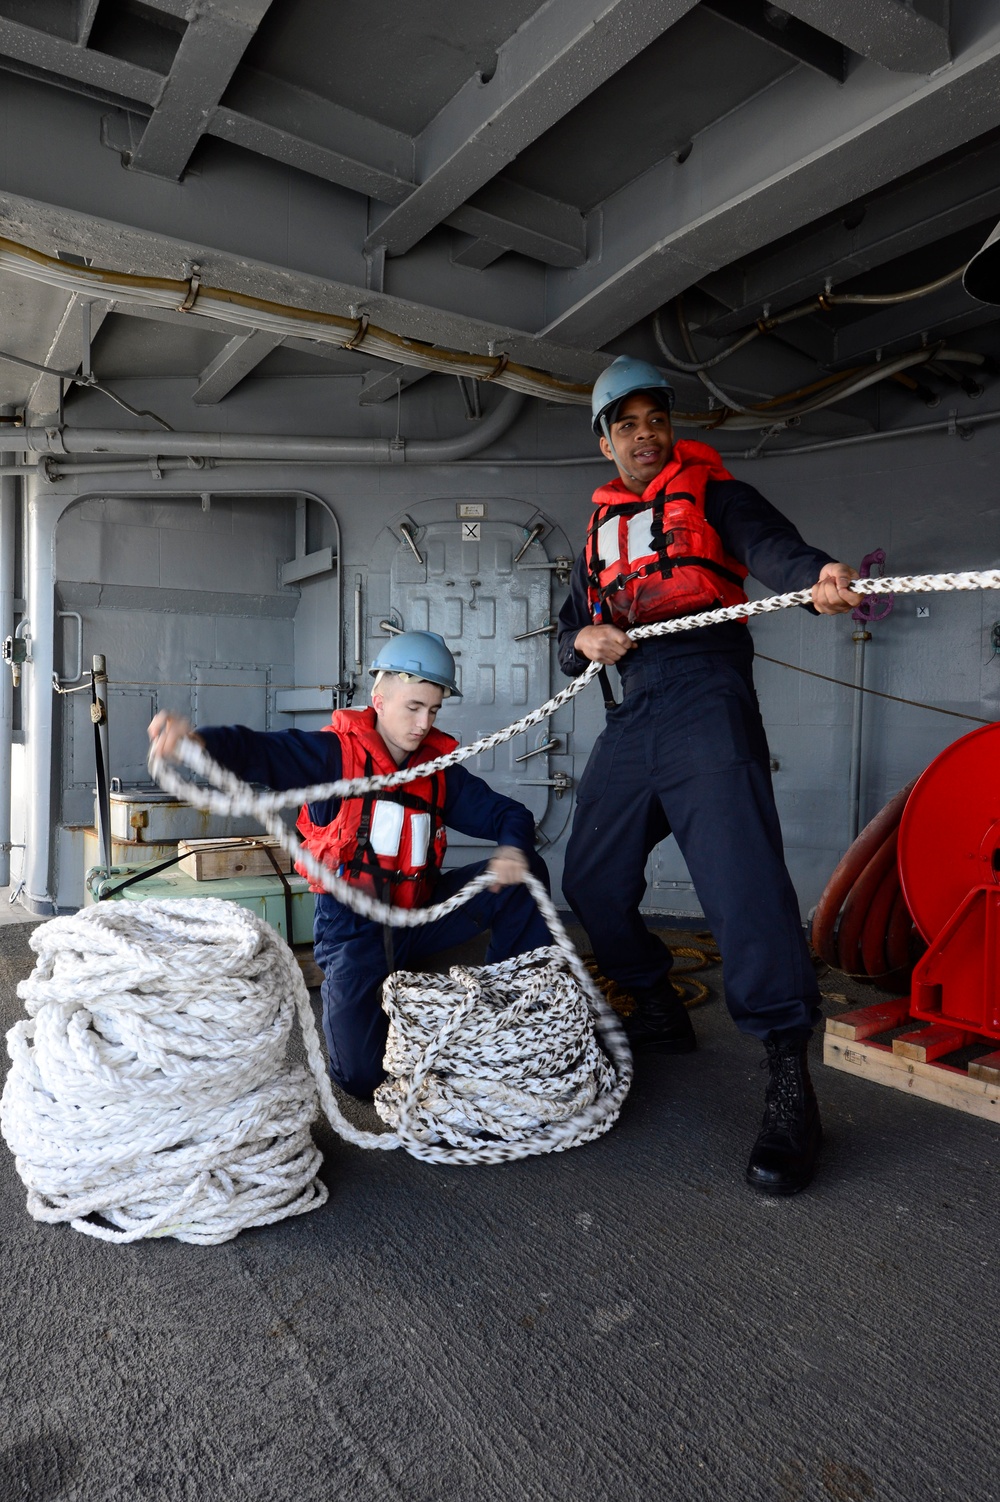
[513,620,556,641]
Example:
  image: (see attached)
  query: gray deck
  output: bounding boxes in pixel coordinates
[1,919,996,1502]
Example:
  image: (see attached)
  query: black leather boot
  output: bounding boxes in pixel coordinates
[745,1034,821,1195]
[622,983,697,1053]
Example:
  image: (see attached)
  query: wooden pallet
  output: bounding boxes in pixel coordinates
[824,998,1000,1123]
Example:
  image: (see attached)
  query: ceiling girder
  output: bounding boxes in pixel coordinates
[212,76,588,267]
[0,74,608,376]
[700,137,1000,335]
[76,0,101,48]
[701,0,846,80]
[26,292,110,423]
[364,0,701,259]
[539,5,1000,349]
[451,236,508,271]
[357,365,431,405]
[125,1,274,180]
[777,0,950,73]
[0,16,162,106]
[833,283,991,361]
[0,20,586,270]
[0,85,607,387]
[192,328,283,403]
[213,68,415,205]
[446,180,586,269]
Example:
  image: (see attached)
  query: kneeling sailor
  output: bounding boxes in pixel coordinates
[149,631,551,1099]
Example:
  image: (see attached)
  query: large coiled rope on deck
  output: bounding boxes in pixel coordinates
[1,878,631,1241]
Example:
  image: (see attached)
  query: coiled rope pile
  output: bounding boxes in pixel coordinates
[3,569,998,1243]
[1,874,631,1242]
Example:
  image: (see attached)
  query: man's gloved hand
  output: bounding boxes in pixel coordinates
[487,845,529,892]
[148,710,203,762]
[811,562,862,615]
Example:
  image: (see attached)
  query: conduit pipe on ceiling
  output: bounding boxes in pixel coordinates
[22,390,526,462]
[747,405,1000,458]
[0,406,16,888]
[0,235,593,405]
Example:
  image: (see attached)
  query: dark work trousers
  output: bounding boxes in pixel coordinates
[312,851,552,1097]
[562,646,821,1042]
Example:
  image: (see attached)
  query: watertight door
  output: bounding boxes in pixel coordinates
[367,502,573,855]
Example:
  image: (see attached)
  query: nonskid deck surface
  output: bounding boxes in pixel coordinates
[1,920,995,1502]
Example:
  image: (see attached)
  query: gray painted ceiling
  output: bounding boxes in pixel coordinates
[0,0,997,447]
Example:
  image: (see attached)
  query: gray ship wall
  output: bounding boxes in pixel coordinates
[24,373,1000,917]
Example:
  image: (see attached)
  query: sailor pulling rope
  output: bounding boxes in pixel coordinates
[2,569,998,1243]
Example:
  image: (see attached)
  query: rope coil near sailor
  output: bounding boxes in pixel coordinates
[3,568,999,1244]
[1,876,631,1242]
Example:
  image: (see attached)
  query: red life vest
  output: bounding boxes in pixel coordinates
[295,707,456,907]
[586,439,749,627]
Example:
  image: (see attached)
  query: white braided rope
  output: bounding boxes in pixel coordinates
[1,881,631,1239]
[151,570,1000,820]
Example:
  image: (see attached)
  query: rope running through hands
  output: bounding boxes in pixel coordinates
[5,570,994,1244]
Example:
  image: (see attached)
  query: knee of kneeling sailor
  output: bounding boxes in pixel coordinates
[328,1058,385,1101]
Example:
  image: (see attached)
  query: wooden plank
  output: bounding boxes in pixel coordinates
[177,837,293,881]
[824,1032,1000,1124]
[825,997,911,1041]
[968,1050,1000,1085]
[893,1024,971,1063]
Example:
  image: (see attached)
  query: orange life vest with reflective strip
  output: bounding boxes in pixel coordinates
[295,708,456,906]
[586,440,749,627]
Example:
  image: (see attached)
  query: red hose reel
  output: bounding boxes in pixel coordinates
[813,721,1000,1034]
[899,721,1000,1038]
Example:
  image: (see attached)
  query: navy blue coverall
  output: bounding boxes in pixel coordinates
[558,476,831,1042]
[199,724,551,1096]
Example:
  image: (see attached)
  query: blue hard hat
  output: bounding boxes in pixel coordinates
[591,355,675,435]
[369,630,461,697]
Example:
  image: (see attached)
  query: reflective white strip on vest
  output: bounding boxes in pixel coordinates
[597,517,620,566]
[409,812,430,869]
[369,800,404,857]
[626,509,655,564]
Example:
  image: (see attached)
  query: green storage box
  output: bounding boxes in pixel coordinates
[96,864,316,945]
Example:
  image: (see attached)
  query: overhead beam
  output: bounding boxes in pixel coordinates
[700,136,1000,336]
[76,0,101,47]
[212,68,416,205]
[358,365,432,405]
[540,8,1000,349]
[777,0,950,73]
[365,0,700,259]
[447,179,586,269]
[126,0,274,179]
[701,0,846,80]
[833,283,993,361]
[26,293,110,422]
[213,71,587,267]
[0,15,588,271]
[192,328,283,403]
[0,16,163,105]
[451,236,508,271]
[0,78,607,385]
